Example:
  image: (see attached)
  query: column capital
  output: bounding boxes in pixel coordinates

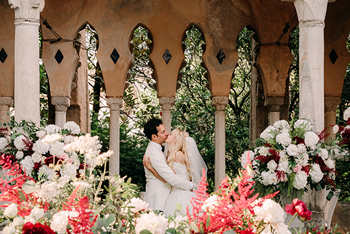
[107,97,123,111]
[324,96,340,112]
[52,96,70,112]
[0,97,14,107]
[212,96,228,111]
[282,0,330,23]
[264,96,284,112]
[8,0,45,24]
[159,97,175,111]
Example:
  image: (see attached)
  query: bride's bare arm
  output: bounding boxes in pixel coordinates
[143,154,167,183]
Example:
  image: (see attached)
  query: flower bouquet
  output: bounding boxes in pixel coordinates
[244,120,337,204]
[332,107,350,160]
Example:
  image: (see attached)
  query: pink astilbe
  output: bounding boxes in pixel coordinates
[62,186,97,234]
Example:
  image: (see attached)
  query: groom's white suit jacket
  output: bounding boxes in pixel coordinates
[143,142,190,211]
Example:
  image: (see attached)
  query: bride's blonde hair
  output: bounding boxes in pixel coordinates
[167,129,192,181]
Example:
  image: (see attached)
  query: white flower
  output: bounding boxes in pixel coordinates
[31,207,44,221]
[333,125,339,134]
[36,130,46,139]
[267,160,277,171]
[295,153,309,167]
[64,135,76,144]
[253,199,285,224]
[64,134,101,157]
[58,175,71,188]
[45,124,61,134]
[72,181,92,189]
[96,150,114,166]
[31,152,43,163]
[63,121,81,134]
[276,133,291,147]
[202,194,220,212]
[60,164,77,178]
[343,107,350,121]
[2,225,16,234]
[135,212,168,234]
[325,159,335,169]
[20,156,34,176]
[24,215,36,224]
[260,126,276,140]
[310,164,323,183]
[297,144,306,154]
[278,161,290,174]
[293,171,308,189]
[273,120,290,131]
[294,119,312,131]
[261,171,278,185]
[42,134,63,144]
[12,216,24,227]
[286,144,298,156]
[35,181,60,202]
[0,137,8,150]
[123,198,149,213]
[241,150,254,168]
[304,132,319,148]
[38,165,55,180]
[16,151,24,159]
[49,141,65,157]
[50,212,69,234]
[4,203,18,218]
[319,148,328,161]
[258,147,269,156]
[32,140,50,154]
[14,135,27,150]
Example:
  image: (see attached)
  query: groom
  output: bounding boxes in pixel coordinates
[142,118,193,211]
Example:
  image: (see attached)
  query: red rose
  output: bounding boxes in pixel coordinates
[286,198,312,221]
[22,222,55,234]
[241,230,255,234]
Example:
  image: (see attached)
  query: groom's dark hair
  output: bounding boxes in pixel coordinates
[144,118,163,140]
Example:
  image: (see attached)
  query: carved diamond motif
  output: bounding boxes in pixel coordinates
[0,48,7,63]
[162,49,172,64]
[110,48,120,64]
[54,49,64,64]
[329,49,338,65]
[216,49,226,64]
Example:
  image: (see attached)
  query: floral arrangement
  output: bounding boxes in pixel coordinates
[332,106,350,161]
[242,120,338,203]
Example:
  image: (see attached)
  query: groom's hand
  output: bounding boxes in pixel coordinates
[143,155,167,183]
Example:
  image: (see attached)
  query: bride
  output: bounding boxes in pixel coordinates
[145,129,207,216]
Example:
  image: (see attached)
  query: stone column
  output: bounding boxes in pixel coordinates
[51,96,70,128]
[9,0,45,126]
[159,97,174,134]
[324,96,340,139]
[107,97,123,176]
[295,0,329,132]
[212,96,228,190]
[264,97,284,126]
[0,97,13,125]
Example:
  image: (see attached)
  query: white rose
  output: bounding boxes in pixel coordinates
[258,147,269,156]
[333,125,339,134]
[0,137,8,150]
[297,144,306,154]
[294,120,312,131]
[2,225,16,234]
[4,203,17,218]
[33,140,50,154]
[12,216,24,227]
[24,215,36,225]
[343,107,350,121]
[293,171,308,190]
[31,152,43,163]
[295,153,309,167]
[45,124,61,134]
[63,121,81,135]
[36,130,46,139]
[304,132,319,148]
[260,126,276,140]
[135,212,168,234]
[278,161,291,174]
[319,148,328,160]
[31,207,44,221]
[254,199,285,224]
[14,135,27,150]
[267,160,278,171]
[286,144,298,156]
[124,198,149,213]
[325,159,335,169]
[276,133,291,147]
[50,212,69,234]
[310,164,323,183]
[16,151,24,159]
[42,134,63,145]
[273,120,290,131]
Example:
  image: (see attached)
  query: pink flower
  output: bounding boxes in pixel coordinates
[286,198,312,221]
[59,153,68,160]
[293,165,302,172]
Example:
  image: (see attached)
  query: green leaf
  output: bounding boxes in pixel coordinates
[18,190,26,202]
[105,214,115,226]
[140,230,153,234]
[165,228,177,234]
[326,191,334,201]
[316,184,323,191]
[22,180,36,194]
[223,230,236,234]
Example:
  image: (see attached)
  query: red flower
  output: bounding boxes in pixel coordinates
[241,230,255,234]
[22,222,55,234]
[286,198,312,221]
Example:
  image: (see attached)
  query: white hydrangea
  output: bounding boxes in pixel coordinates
[135,212,168,234]
[38,165,55,180]
[304,131,319,148]
[35,181,60,203]
[293,171,308,189]
[49,141,65,157]
[64,135,76,145]
[267,160,278,171]
[50,211,69,234]
[319,148,328,161]
[325,159,335,169]
[20,156,34,176]
[36,130,46,139]
[260,126,276,141]
[286,144,298,156]
[276,132,291,147]
[15,151,24,159]
[343,107,350,121]
[294,119,312,131]
[310,164,323,183]
[63,121,81,135]
[31,152,43,163]
[0,137,8,150]
[32,140,50,154]
[64,134,101,158]
[14,135,27,150]
[333,125,339,134]
[45,124,61,134]
[273,120,290,131]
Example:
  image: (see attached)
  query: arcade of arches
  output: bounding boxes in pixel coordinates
[1,0,350,226]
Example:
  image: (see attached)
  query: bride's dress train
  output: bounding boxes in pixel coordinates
[163,162,195,216]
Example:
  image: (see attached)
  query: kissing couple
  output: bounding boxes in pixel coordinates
[142,118,207,216]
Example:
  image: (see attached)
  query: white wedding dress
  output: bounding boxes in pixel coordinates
[163,161,195,216]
